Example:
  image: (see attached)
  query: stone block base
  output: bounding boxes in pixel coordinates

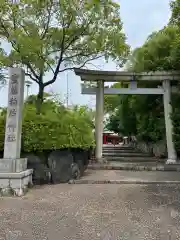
[0,158,27,172]
[166,159,177,164]
[95,157,108,163]
[0,169,33,197]
[69,179,180,184]
[88,163,180,171]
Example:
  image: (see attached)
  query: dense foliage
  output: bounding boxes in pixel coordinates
[0,95,95,152]
[105,0,180,154]
[0,0,129,113]
[105,95,137,136]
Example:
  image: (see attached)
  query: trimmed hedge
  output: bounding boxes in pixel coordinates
[0,107,95,152]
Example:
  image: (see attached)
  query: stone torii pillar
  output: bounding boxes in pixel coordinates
[163,79,177,164]
[95,80,104,161]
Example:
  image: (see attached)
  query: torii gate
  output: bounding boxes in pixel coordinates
[74,68,180,164]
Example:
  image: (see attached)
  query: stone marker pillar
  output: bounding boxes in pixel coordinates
[163,79,177,164]
[0,68,33,196]
[95,80,104,161]
[4,68,25,159]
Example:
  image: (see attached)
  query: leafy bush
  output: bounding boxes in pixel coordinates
[0,101,95,152]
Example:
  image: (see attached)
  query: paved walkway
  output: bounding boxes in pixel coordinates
[0,182,180,239]
[78,169,180,182]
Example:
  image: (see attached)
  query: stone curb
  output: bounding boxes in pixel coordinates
[69,179,180,184]
[88,164,180,172]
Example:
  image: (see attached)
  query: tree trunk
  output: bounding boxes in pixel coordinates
[36,84,44,115]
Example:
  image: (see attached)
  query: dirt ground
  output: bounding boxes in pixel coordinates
[0,178,180,239]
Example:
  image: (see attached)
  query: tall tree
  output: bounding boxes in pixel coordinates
[123,25,180,142]
[104,82,122,113]
[105,95,137,136]
[170,0,180,26]
[105,25,178,141]
[0,0,129,113]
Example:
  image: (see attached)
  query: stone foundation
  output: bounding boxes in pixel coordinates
[133,141,167,158]
[0,158,27,172]
[87,162,180,171]
[0,169,33,197]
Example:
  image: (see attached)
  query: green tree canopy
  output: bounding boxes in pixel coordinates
[105,24,180,142]
[104,82,122,113]
[127,25,178,72]
[170,0,180,26]
[105,95,137,136]
[0,0,129,113]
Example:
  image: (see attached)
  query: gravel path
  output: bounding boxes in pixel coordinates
[0,181,180,239]
[81,169,180,181]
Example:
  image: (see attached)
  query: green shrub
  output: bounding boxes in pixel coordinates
[0,106,95,152]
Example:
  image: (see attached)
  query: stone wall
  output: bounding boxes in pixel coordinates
[0,148,92,185]
[135,140,167,158]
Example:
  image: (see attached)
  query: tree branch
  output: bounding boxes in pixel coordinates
[39,68,44,85]
[65,54,104,70]
[38,54,55,74]
[44,54,104,86]
[0,18,40,81]
[44,15,95,87]
[40,0,53,40]
[25,72,38,83]
[65,9,95,49]
[22,59,39,80]
[62,52,98,63]
[0,19,10,38]
[46,61,55,74]
[52,14,75,75]
[11,11,17,31]
[45,20,67,86]
[19,23,30,36]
